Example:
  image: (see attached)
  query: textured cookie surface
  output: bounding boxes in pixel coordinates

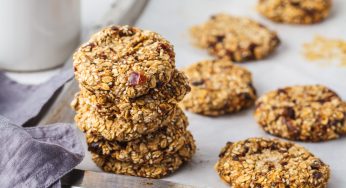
[190,14,280,62]
[72,96,176,142]
[181,60,257,116]
[86,108,195,165]
[255,85,346,141]
[91,135,196,178]
[76,69,190,117]
[257,0,332,24]
[216,138,330,188]
[73,25,175,99]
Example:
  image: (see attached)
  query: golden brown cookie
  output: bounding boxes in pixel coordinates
[190,14,280,62]
[257,0,332,24]
[255,85,346,142]
[216,138,330,188]
[91,135,196,178]
[75,69,190,117]
[73,97,177,142]
[181,60,257,116]
[73,25,176,99]
[86,109,195,165]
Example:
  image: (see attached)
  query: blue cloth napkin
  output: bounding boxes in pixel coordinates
[0,67,84,188]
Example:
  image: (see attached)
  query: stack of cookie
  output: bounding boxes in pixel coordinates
[71,25,196,178]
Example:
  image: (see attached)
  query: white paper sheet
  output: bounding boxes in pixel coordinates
[77,0,346,187]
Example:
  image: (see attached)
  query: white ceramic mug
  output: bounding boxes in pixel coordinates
[0,0,80,71]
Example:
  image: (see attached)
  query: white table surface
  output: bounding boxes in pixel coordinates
[6,0,346,187]
[134,1,346,187]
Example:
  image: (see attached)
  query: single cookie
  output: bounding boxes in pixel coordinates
[86,109,195,165]
[73,25,176,99]
[257,0,332,24]
[181,60,257,116]
[73,98,178,142]
[75,69,190,117]
[216,138,330,188]
[190,14,280,62]
[255,85,346,141]
[91,136,196,178]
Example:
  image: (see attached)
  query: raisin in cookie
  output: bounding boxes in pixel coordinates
[190,14,280,62]
[75,69,190,117]
[255,85,346,141]
[257,0,332,24]
[73,25,175,99]
[86,108,195,165]
[181,60,257,116]
[216,138,330,188]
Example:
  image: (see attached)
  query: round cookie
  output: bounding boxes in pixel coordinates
[73,25,176,99]
[257,0,332,24]
[190,14,280,62]
[216,138,330,188]
[255,85,346,141]
[86,109,195,165]
[91,136,196,179]
[181,60,257,116]
[76,69,190,117]
[73,97,177,142]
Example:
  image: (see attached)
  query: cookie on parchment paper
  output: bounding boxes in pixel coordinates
[257,0,332,24]
[254,85,346,142]
[190,14,280,62]
[216,137,330,188]
[181,60,257,116]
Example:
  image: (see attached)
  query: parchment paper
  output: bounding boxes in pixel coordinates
[77,0,346,187]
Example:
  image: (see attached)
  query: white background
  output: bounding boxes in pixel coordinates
[135,1,346,187]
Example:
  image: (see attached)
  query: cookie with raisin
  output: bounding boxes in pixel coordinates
[255,85,346,141]
[86,108,195,165]
[190,14,280,62]
[75,69,190,117]
[181,60,257,116]
[73,25,176,99]
[257,0,332,24]
[91,133,196,179]
[216,138,330,187]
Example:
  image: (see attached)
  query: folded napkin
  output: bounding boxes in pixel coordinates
[0,66,84,188]
[0,66,74,126]
[0,116,84,188]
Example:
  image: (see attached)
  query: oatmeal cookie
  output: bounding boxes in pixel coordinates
[216,137,330,188]
[91,136,196,178]
[181,60,257,116]
[190,14,280,62]
[76,69,190,117]
[255,85,346,141]
[257,0,332,24]
[73,25,175,99]
[86,109,195,165]
[73,98,177,142]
